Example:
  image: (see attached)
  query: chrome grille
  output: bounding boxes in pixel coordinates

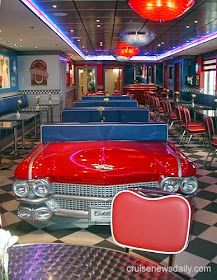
[52,182,159,197]
[55,198,111,212]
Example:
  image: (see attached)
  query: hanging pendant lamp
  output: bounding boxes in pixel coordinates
[128,0,195,22]
[120,31,155,47]
[115,41,139,57]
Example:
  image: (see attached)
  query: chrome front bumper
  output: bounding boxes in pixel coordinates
[16,181,159,222]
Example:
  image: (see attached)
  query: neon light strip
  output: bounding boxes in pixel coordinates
[158,30,217,60]
[20,0,86,59]
[85,55,115,61]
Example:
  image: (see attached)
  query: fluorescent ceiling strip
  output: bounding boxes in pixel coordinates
[20,0,86,59]
[85,55,116,61]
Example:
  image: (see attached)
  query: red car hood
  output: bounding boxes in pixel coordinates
[15,141,196,185]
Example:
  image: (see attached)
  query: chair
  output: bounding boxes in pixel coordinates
[180,107,206,146]
[203,115,217,167]
[164,101,182,129]
[111,189,192,266]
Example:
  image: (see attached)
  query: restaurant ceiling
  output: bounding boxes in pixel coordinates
[1,0,217,61]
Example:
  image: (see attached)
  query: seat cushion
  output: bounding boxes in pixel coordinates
[112,190,191,254]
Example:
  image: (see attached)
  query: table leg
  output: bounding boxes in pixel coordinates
[13,125,18,156]
[22,121,25,147]
[51,107,54,123]
[34,116,37,137]
[47,110,49,123]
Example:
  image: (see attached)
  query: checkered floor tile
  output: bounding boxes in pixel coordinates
[0,128,217,279]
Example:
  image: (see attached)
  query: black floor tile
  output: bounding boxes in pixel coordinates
[132,250,168,263]
[196,190,217,201]
[94,240,125,253]
[203,202,217,214]
[85,225,111,239]
[194,262,217,280]
[5,220,38,236]
[43,227,81,239]
[0,193,14,203]
[186,238,217,260]
[191,221,210,236]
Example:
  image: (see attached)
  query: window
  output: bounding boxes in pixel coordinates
[204,71,216,95]
[203,59,216,95]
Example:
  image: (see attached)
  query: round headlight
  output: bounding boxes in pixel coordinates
[161,178,179,193]
[13,181,30,197]
[32,179,50,197]
[181,177,198,194]
[17,207,32,220]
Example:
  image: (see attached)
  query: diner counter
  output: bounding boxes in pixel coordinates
[7,244,183,280]
[123,84,157,104]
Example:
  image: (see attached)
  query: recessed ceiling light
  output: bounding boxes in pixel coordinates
[70,29,74,32]
[187,40,189,43]
[19,45,22,48]
[96,19,100,22]
[194,20,198,24]
[19,38,23,42]
[97,25,101,28]
[0,30,2,32]
[77,39,80,42]
[35,46,38,49]
[100,42,103,46]
[186,25,190,28]
[82,46,85,48]
[7,40,11,43]
[14,43,17,46]
[52,5,57,8]
[161,42,164,45]
[173,46,175,49]
[53,12,68,17]
[158,43,161,46]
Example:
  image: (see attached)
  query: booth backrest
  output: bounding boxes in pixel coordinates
[74,100,138,107]
[0,95,28,116]
[180,92,216,108]
[41,123,168,143]
[82,95,131,100]
[62,108,149,123]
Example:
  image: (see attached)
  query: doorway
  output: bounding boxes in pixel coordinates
[77,67,96,99]
[104,68,122,94]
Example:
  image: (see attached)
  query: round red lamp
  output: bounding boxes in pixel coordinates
[115,41,139,57]
[128,0,195,22]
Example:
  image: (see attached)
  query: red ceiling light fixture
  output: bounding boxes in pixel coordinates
[128,0,195,22]
[115,41,139,57]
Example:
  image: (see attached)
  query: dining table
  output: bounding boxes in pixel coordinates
[5,244,184,280]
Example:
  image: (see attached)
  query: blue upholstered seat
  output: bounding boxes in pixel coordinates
[74,100,138,107]
[0,95,28,116]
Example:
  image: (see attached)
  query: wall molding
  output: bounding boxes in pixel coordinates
[18,89,61,95]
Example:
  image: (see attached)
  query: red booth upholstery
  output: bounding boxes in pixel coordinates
[111,190,191,254]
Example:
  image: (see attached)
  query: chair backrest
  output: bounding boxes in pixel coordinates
[203,115,215,141]
[165,100,173,115]
[177,105,183,121]
[182,107,191,127]
[111,189,191,254]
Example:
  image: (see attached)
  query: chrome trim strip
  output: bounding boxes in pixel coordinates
[18,196,51,204]
[28,144,48,180]
[53,194,113,202]
[167,146,182,177]
[55,209,88,219]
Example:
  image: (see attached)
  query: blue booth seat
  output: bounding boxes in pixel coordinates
[74,100,138,107]
[82,95,131,100]
[0,95,28,116]
[62,108,149,123]
[41,123,168,143]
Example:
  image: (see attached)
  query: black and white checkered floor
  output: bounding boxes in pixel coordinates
[0,129,216,280]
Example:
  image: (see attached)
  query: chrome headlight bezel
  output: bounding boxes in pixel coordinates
[160,177,180,193]
[13,181,30,197]
[180,177,198,195]
[13,179,50,198]
[32,179,50,197]
[160,176,198,194]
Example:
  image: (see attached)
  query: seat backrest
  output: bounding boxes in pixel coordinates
[177,105,183,121]
[203,115,215,142]
[182,107,191,127]
[111,189,191,254]
[165,100,173,114]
